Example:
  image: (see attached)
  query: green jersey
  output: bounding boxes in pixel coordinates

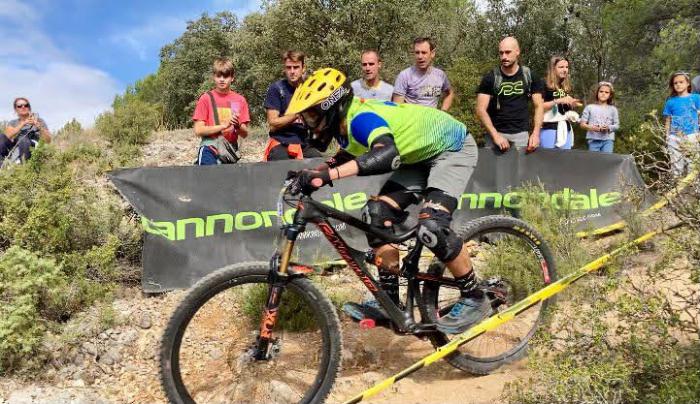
[341,97,467,164]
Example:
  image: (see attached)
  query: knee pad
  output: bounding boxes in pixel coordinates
[379,181,419,209]
[417,207,462,263]
[362,197,409,248]
[423,188,458,213]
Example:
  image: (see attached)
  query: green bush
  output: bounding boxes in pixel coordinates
[504,230,700,404]
[512,184,595,277]
[55,118,82,138]
[241,274,356,331]
[242,283,319,332]
[95,98,160,147]
[0,247,67,372]
[0,142,141,373]
[447,57,492,144]
[0,145,122,263]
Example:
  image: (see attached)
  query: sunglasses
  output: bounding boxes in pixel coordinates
[15,103,30,109]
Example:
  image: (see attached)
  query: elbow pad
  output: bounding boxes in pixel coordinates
[356,135,401,176]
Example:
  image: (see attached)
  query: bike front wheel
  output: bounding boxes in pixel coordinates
[421,215,557,375]
[160,262,342,404]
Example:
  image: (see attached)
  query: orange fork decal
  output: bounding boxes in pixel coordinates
[259,307,279,339]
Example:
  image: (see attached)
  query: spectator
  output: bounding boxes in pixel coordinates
[540,56,582,150]
[350,49,394,101]
[392,37,454,110]
[1,97,51,165]
[662,71,700,176]
[192,58,250,165]
[580,82,620,153]
[263,50,322,161]
[692,74,700,94]
[475,36,544,151]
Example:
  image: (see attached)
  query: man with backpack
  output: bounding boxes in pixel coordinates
[192,58,250,165]
[476,36,544,151]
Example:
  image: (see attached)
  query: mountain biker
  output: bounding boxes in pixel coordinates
[285,67,490,333]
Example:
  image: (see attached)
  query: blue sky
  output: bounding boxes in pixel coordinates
[0,0,261,129]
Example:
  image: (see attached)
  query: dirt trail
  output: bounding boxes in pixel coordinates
[329,323,529,404]
[0,286,527,404]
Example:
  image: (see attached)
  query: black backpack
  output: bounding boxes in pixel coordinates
[493,66,532,110]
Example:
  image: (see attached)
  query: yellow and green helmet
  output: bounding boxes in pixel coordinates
[285,68,354,151]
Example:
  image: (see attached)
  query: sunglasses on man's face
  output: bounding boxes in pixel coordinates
[15,104,30,109]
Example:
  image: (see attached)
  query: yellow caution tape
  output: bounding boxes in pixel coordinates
[340,222,684,404]
[576,168,697,238]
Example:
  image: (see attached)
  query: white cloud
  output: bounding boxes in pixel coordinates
[0,0,118,130]
[108,15,186,61]
[107,0,263,61]
[210,0,262,11]
[0,63,120,130]
[0,0,37,22]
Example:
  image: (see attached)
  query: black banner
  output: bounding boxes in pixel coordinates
[109,148,649,292]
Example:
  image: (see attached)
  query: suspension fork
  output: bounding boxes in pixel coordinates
[254,219,304,359]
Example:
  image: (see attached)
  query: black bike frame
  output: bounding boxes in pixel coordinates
[269,194,459,335]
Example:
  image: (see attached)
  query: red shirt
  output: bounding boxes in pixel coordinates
[192,90,251,143]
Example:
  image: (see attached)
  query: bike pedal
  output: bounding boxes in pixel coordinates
[359,318,376,329]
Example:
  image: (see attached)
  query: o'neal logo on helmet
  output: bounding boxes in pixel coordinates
[321,87,350,111]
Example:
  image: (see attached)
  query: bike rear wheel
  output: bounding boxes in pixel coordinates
[420,215,557,375]
[160,262,342,404]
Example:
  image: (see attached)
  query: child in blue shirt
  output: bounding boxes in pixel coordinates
[662,72,700,175]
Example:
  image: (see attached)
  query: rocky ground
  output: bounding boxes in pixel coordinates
[141,127,270,167]
[0,272,528,404]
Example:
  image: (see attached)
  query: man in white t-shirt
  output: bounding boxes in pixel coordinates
[350,49,394,101]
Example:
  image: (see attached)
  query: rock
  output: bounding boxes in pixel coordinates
[77,370,96,385]
[7,386,113,404]
[358,345,380,365]
[360,371,383,384]
[100,348,121,366]
[269,380,297,404]
[341,348,354,365]
[72,353,85,366]
[137,313,152,329]
[71,379,86,388]
[118,329,139,346]
[140,348,154,360]
[209,347,224,360]
[82,341,97,356]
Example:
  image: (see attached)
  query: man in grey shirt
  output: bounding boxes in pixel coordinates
[350,49,394,101]
[392,37,454,111]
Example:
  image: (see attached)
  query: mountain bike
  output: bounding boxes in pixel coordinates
[160,176,557,404]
